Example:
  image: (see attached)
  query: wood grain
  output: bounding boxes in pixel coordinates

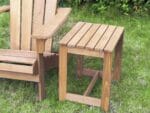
[37,53,45,101]
[0,63,34,74]
[86,25,108,50]
[68,47,104,58]
[68,23,92,47]
[66,93,101,107]
[76,55,83,78]
[32,0,45,50]
[101,52,112,112]
[104,27,124,52]
[0,55,36,65]
[59,22,85,45]
[21,0,33,50]
[77,24,100,48]
[113,35,123,80]
[95,25,116,51]
[0,71,39,82]
[10,0,21,49]
[44,0,57,24]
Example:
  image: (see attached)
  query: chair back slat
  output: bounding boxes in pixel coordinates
[10,0,21,49]
[10,0,58,51]
[21,0,33,50]
[31,0,46,51]
[44,0,57,24]
[44,0,57,52]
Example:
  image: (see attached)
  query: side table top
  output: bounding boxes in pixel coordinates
[60,22,124,52]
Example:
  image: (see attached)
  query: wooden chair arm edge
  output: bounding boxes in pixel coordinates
[32,35,51,40]
[0,5,10,14]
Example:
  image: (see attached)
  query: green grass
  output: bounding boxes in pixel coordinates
[0,6,150,113]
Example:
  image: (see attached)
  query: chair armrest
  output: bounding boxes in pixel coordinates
[0,5,10,13]
[33,8,71,54]
[32,8,71,39]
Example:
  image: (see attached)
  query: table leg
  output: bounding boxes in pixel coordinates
[59,45,68,100]
[113,35,123,81]
[77,55,83,78]
[101,52,112,112]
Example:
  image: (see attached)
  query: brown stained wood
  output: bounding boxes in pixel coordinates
[77,55,83,78]
[33,0,45,28]
[59,22,124,111]
[59,45,68,100]
[68,23,92,47]
[32,0,45,50]
[84,72,99,96]
[101,52,112,112]
[21,0,33,50]
[86,25,108,50]
[66,93,101,107]
[0,55,36,65]
[44,0,57,51]
[10,0,21,49]
[31,39,36,51]
[0,71,39,82]
[0,49,37,58]
[37,53,45,100]
[0,49,56,59]
[68,47,104,58]
[113,35,123,80]
[44,53,58,71]
[59,22,85,45]
[82,68,103,78]
[35,8,71,51]
[32,8,71,39]
[104,27,124,52]
[44,0,57,24]
[0,0,71,101]
[0,63,35,74]
[95,26,116,51]
[77,24,100,48]
[0,5,10,13]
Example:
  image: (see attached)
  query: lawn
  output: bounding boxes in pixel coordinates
[0,3,150,113]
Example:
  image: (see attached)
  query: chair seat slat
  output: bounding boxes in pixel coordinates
[0,63,35,74]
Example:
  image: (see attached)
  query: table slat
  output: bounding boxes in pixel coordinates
[68,23,92,47]
[104,27,124,52]
[59,22,85,45]
[86,25,108,50]
[95,26,116,51]
[77,24,100,48]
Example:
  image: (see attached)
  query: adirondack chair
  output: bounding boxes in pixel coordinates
[0,0,71,100]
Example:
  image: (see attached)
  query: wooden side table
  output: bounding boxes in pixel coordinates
[59,22,124,112]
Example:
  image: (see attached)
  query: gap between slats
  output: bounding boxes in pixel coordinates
[85,25,108,50]
[68,23,92,47]
[77,24,101,48]
[94,26,116,51]
[59,22,85,45]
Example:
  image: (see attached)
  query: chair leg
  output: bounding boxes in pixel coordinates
[113,35,123,81]
[76,55,83,78]
[37,54,45,101]
[38,80,45,101]
[101,52,112,112]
